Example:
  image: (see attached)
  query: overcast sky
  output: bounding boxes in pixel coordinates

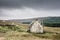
[0,0,60,19]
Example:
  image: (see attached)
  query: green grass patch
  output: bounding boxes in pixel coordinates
[0,25,23,33]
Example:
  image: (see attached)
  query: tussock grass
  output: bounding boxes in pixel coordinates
[0,24,60,40]
[53,34,60,40]
[0,25,23,33]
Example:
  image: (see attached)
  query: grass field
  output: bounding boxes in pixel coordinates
[0,24,60,40]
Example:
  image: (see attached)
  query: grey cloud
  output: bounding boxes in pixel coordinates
[0,0,60,10]
[0,10,8,17]
[0,0,60,19]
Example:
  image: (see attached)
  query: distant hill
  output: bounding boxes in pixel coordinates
[0,17,60,27]
[45,17,60,23]
[43,17,60,27]
[0,17,60,23]
[4,17,60,22]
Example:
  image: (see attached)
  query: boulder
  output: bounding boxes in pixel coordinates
[28,19,44,33]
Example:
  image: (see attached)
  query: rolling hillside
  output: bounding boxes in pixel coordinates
[0,17,60,27]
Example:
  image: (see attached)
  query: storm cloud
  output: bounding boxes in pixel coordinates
[0,0,60,9]
[0,0,60,19]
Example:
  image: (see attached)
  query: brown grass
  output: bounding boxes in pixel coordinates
[0,24,60,40]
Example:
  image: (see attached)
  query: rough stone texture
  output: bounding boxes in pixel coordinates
[28,20,44,33]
